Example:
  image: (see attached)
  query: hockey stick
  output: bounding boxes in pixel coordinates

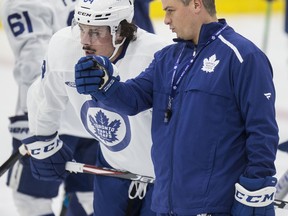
[262,0,273,53]
[275,168,288,200]
[66,162,288,210]
[275,140,288,199]
[59,162,155,216]
[65,161,155,183]
[2,154,288,210]
[0,143,155,183]
[2,151,288,210]
[274,199,288,210]
[0,144,28,177]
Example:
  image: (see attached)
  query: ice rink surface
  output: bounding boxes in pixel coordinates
[0,12,288,215]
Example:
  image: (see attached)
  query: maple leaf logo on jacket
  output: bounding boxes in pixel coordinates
[201,54,220,73]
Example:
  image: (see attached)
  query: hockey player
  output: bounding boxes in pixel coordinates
[73,0,279,215]
[1,0,97,215]
[1,0,161,215]
[133,0,155,33]
[22,0,170,215]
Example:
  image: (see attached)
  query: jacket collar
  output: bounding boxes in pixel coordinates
[173,19,228,49]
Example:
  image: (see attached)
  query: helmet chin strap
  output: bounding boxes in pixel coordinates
[109,33,126,61]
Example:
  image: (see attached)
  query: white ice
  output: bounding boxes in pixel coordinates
[0,12,288,215]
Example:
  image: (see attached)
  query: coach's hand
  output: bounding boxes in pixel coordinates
[23,132,73,181]
[231,175,277,216]
[75,55,120,100]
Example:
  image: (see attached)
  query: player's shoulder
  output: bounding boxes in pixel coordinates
[136,28,171,47]
[50,26,77,44]
[219,26,263,59]
[52,26,73,36]
[47,26,82,70]
[48,26,80,54]
[128,28,172,56]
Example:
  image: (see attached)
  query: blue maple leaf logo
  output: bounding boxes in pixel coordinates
[89,110,120,143]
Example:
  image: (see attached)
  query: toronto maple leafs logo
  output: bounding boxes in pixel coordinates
[89,110,121,143]
[81,100,131,152]
[201,54,220,73]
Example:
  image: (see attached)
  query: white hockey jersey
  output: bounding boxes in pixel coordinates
[27,27,170,177]
[1,0,77,114]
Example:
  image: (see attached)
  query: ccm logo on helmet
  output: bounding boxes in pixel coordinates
[30,140,62,156]
[77,11,92,17]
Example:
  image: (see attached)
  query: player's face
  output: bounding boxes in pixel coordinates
[78,24,115,56]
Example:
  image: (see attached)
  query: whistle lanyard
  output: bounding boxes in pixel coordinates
[164,24,228,123]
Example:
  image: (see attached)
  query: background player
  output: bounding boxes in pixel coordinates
[133,0,155,33]
[1,0,97,215]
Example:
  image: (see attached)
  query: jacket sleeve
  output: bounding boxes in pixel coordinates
[233,51,279,178]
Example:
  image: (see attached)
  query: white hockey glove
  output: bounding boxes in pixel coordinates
[9,114,31,141]
[23,132,74,181]
[231,175,277,216]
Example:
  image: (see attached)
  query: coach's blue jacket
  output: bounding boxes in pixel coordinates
[96,19,279,215]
